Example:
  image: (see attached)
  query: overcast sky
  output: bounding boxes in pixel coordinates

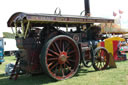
[0,0,128,36]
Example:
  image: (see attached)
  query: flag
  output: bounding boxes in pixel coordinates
[119,9,123,14]
[113,11,117,17]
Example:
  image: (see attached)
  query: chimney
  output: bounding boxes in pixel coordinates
[84,0,90,16]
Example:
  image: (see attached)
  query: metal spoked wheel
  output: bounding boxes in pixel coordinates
[40,35,80,80]
[82,50,92,68]
[92,47,109,71]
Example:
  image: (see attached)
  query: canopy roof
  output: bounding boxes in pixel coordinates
[7,12,114,27]
[105,37,125,41]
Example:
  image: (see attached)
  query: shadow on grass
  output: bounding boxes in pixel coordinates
[0,74,5,78]
[75,67,96,77]
[0,68,95,85]
[0,67,115,85]
[105,67,117,71]
[0,73,56,85]
[75,66,115,77]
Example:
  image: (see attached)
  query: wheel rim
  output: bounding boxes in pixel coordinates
[94,48,109,70]
[44,36,80,80]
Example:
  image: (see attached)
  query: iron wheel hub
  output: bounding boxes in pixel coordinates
[58,52,67,64]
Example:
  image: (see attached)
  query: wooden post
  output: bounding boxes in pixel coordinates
[109,53,117,68]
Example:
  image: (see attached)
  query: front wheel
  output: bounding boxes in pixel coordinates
[92,47,109,71]
[40,35,80,80]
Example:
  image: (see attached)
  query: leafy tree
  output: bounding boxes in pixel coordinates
[3,32,15,39]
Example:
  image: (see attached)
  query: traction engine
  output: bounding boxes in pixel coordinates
[7,0,114,80]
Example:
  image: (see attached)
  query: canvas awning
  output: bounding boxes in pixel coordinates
[7,12,114,27]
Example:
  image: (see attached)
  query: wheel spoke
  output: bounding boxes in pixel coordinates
[59,39,62,51]
[65,63,72,72]
[54,67,58,76]
[99,50,102,57]
[97,62,100,69]
[64,63,66,68]
[62,41,65,51]
[66,47,71,52]
[104,56,106,61]
[51,43,57,51]
[58,64,61,72]
[47,53,54,57]
[68,50,75,55]
[54,42,61,53]
[102,62,104,68]
[48,49,60,56]
[68,59,75,62]
[64,42,70,51]
[48,61,55,68]
[50,63,58,70]
[60,64,65,77]
[103,61,105,66]
[47,57,58,61]
[67,55,72,58]
[96,62,99,66]
[66,60,71,66]
[100,58,103,68]
[100,62,102,69]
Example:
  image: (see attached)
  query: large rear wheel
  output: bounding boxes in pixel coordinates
[40,35,80,80]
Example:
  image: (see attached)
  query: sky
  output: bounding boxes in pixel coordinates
[0,0,128,36]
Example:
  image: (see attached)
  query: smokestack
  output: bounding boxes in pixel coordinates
[84,0,90,16]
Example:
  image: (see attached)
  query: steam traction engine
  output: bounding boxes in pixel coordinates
[7,1,114,80]
[7,12,114,80]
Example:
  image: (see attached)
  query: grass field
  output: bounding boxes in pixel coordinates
[0,56,128,85]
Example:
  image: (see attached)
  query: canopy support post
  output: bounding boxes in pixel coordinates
[14,23,18,36]
[66,24,68,32]
[21,21,25,36]
[11,27,15,35]
[24,21,30,39]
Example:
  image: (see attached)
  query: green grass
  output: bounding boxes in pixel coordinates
[0,56,128,85]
